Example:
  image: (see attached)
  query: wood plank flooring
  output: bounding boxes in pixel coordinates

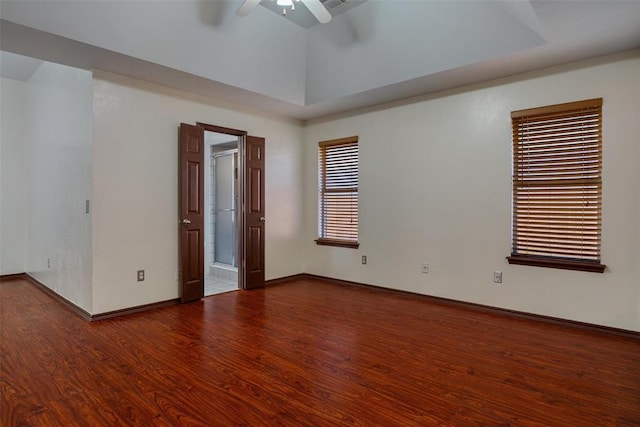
[2,276,639,426]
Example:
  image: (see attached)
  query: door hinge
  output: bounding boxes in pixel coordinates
[85,200,90,214]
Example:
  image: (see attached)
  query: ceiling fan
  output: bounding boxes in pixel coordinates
[237,0,332,24]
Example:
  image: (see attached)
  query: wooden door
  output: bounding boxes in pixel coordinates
[178,123,205,302]
[244,136,265,289]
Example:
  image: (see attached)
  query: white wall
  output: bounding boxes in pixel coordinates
[0,77,27,275]
[92,72,304,314]
[24,62,93,312]
[303,51,640,331]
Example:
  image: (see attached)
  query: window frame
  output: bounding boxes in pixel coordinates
[316,136,360,249]
[506,98,606,273]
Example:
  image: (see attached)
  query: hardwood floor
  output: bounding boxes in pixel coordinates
[2,276,639,426]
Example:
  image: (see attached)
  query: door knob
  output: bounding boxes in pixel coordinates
[181,219,191,225]
[259,217,266,222]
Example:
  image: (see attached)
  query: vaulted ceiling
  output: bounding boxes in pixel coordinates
[1,0,639,121]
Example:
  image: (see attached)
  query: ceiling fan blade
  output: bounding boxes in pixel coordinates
[236,0,261,17]
[303,0,332,23]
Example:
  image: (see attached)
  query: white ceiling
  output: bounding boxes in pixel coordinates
[1,0,639,121]
[0,50,42,81]
[205,131,239,146]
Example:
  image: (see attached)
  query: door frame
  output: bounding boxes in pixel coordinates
[196,123,249,290]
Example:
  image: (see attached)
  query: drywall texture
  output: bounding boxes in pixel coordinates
[303,52,640,331]
[0,77,27,275]
[24,62,93,312]
[1,0,307,105]
[306,1,544,104]
[92,72,304,314]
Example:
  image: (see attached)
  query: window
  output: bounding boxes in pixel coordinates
[316,136,359,249]
[507,98,605,273]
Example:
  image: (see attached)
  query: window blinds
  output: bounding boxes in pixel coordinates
[511,98,603,264]
[318,137,359,244]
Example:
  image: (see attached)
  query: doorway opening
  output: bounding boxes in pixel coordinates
[179,122,265,302]
[204,131,239,296]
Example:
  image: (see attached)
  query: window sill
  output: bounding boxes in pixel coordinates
[315,238,360,249]
[506,255,606,273]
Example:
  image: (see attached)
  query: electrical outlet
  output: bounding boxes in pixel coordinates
[422,264,429,274]
[494,271,502,284]
[361,255,367,265]
[137,270,145,282]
